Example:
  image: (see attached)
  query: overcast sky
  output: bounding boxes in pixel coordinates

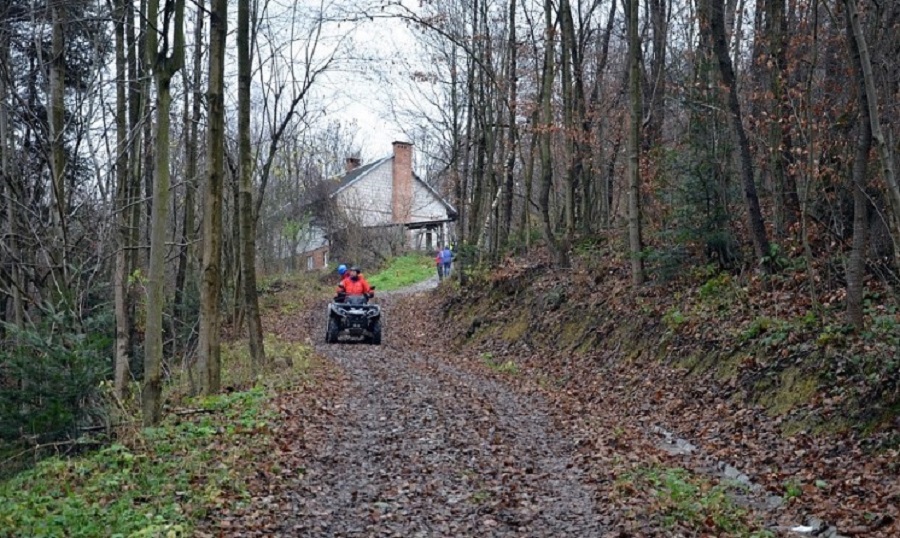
[314,1,426,161]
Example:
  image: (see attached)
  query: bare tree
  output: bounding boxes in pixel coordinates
[627,0,645,284]
[843,0,871,330]
[199,0,227,395]
[0,26,24,330]
[238,0,266,370]
[698,0,770,265]
[843,0,900,268]
[113,0,132,399]
[143,0,185,425]
[174,0,204,333]
[48,3,70,299]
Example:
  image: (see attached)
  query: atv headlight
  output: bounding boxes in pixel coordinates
[334,307,348,316]
[366,309,379,317]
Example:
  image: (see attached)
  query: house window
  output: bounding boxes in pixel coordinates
[307,255,314,271]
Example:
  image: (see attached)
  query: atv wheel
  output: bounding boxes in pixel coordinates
[325,318,339,343]
[370,321,382,345]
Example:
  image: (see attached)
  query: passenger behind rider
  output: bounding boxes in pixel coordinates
[335,266,374,302]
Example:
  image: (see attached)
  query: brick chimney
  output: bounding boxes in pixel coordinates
[345,156,361,173]
[391,141,413,223]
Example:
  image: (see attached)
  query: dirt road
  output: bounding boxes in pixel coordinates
[208,277,897,538]
[277,280,603,536]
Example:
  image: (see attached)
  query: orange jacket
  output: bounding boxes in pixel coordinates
[337,275,373,296]
[340,272,366,285]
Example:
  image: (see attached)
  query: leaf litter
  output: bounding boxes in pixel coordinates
[202,267,898,537]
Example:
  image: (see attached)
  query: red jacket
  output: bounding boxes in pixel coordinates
[337,275,373,296]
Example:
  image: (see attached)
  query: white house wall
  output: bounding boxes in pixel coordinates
[297,225,328,253]
[410,180,450,223]
[336,161,394,227]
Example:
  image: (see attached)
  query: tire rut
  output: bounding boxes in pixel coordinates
[282,289,602,537]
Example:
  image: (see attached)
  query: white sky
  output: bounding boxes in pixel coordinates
[312,1,426,161]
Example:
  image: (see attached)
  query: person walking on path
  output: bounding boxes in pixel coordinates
[440,245,453,278]
[435,250,444,281]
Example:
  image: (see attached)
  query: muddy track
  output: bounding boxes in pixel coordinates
[280,280,603,536]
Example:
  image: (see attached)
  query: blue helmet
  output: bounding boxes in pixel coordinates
[337,264,347,276]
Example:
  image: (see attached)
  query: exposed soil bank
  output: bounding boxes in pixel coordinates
[429,252,898,536]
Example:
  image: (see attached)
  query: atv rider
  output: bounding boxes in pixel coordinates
[337,263,367,285]
[335,266,374,302]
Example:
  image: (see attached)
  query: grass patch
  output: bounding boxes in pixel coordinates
[619,465,773,537]
[257,272,328,315]
[481,352,520,375]
[367,254,436,291]
[168,334,314,401]
[0,388,272,537]
[0,335,315,538]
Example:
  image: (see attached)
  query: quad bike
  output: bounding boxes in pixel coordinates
[325,293,382,345]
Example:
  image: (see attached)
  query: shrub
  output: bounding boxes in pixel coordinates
[0,309,111,444]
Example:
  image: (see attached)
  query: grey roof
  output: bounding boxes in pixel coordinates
[330,156,391,197]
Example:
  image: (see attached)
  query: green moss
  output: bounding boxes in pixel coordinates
[757,367,819,416]
[501,315,529,342]
[713,352,745,381]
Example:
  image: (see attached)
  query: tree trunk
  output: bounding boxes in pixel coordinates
[238,0,266,370]
[646,0,667,149]
[1,31,23,330]
[799,0,821,318]
[128,0,144,278]
[591,0,618,230]
[500,0,518,250]
[450,45,467,285]
[521,111,538,249]
[174,0,204,326]
[199,0,227,395]
[844,0,900,269]
[627,0,645,285]
[537,0,554,255]
[844,0,872,330]
[113,0,132,399]
[764,0,800,237]
[143,0,185,426]
[538,0,568,267]
[48,4,69,298]
[560,0,576,239]
[702,0,771,264]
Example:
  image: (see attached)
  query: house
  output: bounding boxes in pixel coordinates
[297,141,457,270]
